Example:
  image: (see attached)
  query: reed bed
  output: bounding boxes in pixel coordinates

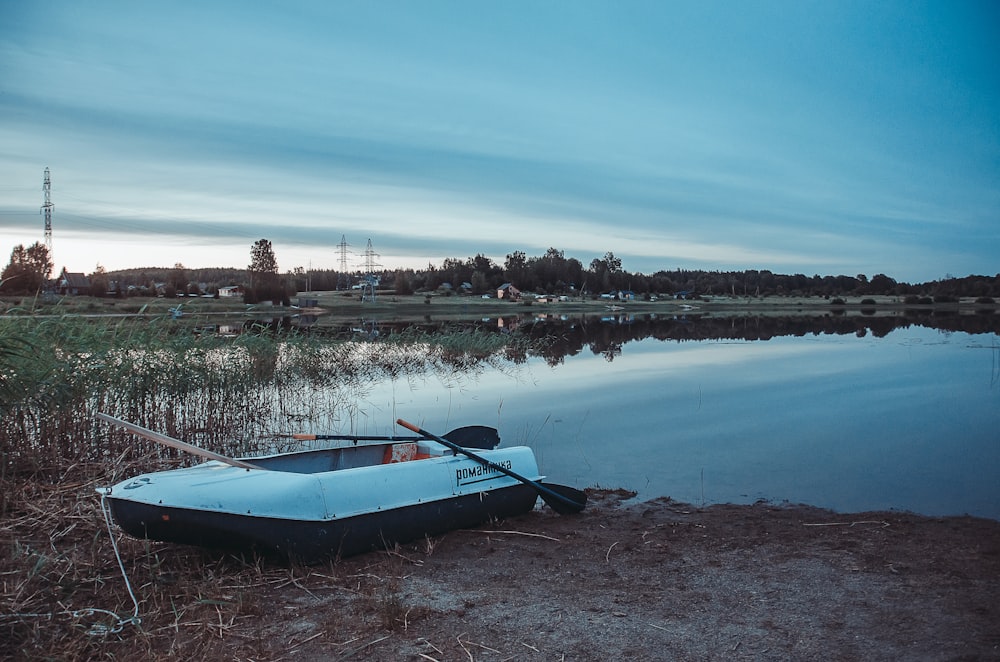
[0,315,531,660]
[0,317,524,473]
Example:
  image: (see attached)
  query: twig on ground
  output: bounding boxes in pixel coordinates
[288,630,324,651]
[386,548,424,565]
[338,635,390,659]
[606,541,619,562]
[456,632,473,662]
[460,635,500,653]
[474,530,560,541]
[418,637,443,655]
[803,521,890,528]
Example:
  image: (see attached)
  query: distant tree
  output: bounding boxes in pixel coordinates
[394,269,414,295]
[603,251,622,274]
[504,251,527,284]
[89,264,109,297]
[247,239,281,303]
[471,270,488,294]
[869,273,897,295]
[565,257,584,291]
[249,239,278,281]
[441,257,469,289]
[467,254,502,291]
[469,253,496,274]
[286,266,308,293]
[0,242,53,295]
[531,247,568,292]
[169,263,187,293]
[855,273,869,294]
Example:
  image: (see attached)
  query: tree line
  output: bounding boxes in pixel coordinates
[2,239,999,300]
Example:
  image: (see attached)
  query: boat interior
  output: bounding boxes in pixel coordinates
[244,441,451,474]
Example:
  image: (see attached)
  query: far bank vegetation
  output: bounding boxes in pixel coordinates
[3,241,999,302]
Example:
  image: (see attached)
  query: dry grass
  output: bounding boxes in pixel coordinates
[0,315,540,659]
[0,460,436,661]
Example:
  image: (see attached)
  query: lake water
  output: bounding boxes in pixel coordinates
[335,319,1000,520]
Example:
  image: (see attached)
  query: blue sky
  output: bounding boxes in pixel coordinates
[1,1,997,282]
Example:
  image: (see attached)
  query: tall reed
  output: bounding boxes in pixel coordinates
[0,317,526,475]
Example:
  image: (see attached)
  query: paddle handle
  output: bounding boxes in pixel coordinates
[97,412,260,470]
[291,433,425,441]
[396,420,422,434]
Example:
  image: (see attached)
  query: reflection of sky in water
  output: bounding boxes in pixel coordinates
[358,327,1000,519]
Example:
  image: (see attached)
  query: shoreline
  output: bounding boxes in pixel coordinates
[5,479,999,660]
[3,291,997,322]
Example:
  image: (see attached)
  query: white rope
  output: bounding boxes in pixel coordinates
[2,491,142,636]
[90,490,142,635]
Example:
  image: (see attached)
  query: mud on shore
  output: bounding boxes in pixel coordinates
[10,486,996,661]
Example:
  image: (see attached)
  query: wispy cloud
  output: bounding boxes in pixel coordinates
[0,1,996,280]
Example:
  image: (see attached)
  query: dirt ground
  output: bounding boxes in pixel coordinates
[5,487,1000,661]
[241,490,1000,661]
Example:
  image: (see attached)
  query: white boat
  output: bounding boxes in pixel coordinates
[100,439,547,562]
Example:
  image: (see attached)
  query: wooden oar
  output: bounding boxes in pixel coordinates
[289,425,500,450]
[396,419,586,515]
[96,413,261,470]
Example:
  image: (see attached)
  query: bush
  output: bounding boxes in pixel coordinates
[860,298,877,306]
[830,298,846,306]
[975,297,995,304]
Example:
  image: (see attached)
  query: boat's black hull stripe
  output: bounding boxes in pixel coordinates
[108,484,538,562]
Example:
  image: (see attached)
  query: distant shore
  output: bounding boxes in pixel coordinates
[3,291,997,323]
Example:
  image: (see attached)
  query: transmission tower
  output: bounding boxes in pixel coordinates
[362,238,380,274]
[336,234,351,290]
[361,238,381,302]
[41,167,53,255]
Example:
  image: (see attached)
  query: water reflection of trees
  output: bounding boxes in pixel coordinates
[250,310,998,368]
[282,309,1000,366]
[512,312,1000,365]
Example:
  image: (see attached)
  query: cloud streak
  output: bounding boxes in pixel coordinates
[0,1,997,281]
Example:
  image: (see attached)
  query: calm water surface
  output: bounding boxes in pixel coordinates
[353,325,1000,520]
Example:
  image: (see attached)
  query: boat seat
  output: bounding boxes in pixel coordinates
[382,440,452,463]
[382,442,421,464]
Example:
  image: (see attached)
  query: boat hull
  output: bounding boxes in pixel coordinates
[101,444,544,562]
[107,483,538,562]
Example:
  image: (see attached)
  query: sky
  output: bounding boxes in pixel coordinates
[0,1,997,283]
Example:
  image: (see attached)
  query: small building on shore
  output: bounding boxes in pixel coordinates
[497,283,521,300]
[57,268,90,296]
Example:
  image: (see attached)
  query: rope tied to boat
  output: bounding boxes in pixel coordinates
[94,490,143,635]
[1,491,142,636]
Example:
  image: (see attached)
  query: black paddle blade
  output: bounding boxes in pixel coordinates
[442,425,501,450]
[538,483,588,515]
